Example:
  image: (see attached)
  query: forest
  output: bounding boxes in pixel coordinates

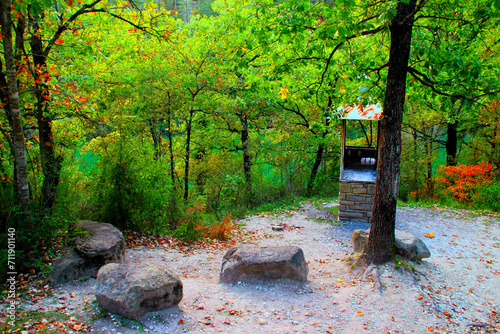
[1,0,499,274]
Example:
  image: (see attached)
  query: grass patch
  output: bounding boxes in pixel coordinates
[326,205,339,216]
[393,254,417,273]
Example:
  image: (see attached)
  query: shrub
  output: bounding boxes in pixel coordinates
[173,201,207,241]
[472,181,500,212]
[435,162,493,204]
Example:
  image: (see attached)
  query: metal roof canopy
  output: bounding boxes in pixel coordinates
[340,104,383,182]
[340,104,383,121]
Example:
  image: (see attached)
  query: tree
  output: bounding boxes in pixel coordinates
[364,0,417,264]
[0,0,30,219]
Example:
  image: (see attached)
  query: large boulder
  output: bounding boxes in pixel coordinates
[95,263,183,319]
[50,221,125,285]
[352,229,431,260]
[220,243,308,283]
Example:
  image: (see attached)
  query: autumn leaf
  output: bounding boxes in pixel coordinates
[279,86,289,99]
[55,39,64,44]
[177,319,184,325]
[357,311,364,316]
[70,292,76,298]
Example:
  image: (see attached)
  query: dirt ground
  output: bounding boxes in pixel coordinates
[9,202,500,333]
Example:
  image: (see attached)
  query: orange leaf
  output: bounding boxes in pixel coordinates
[70,292,76,298]
[357,311,364,316]
[177,319,184,325]
[55,39,64,44]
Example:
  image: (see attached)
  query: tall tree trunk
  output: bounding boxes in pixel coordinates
[446,121,458,166]
[183,107,194,200]
[148,117,162,160]
[167,108,176,187]
[307,143,325,196]
[1,0,30,219]
[239,112,255,205]
[307,98,331,196]
[364,0,417,264]
[30,19,62,215]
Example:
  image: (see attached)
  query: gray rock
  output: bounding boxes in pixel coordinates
[74,220,124,262]
[220,243,308,283]
[352,229,370,253]
[351,229,431,259]
[50,221,124,285]
[395,230,431,260]
[95,263,183,319]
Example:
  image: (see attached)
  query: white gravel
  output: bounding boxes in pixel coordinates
[18,203,500,333]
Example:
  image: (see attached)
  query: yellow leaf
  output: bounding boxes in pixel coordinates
[357,311,364,316]
[279,86,289,99]
[336,279,344,282]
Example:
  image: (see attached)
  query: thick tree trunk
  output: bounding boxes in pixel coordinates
[446,121,458,166]
[1,0,30,218]
[364,0,417,264]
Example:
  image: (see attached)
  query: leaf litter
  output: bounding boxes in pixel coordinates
[2,203,499,333]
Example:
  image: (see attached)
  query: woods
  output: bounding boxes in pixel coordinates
[1,0,499,271]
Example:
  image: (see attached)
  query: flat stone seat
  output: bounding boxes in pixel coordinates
[95,263,183,320]
[220,244,308,283]
[50,221,124,285]
[352,229,431,260]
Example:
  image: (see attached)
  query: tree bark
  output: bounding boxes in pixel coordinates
[364,0,417,264]
[183,107,194,200]
[1,0,30,218]
[30,16,62,215]
[446,121,458,166]
[167,107,176,187]
[307,142,325,196]
[239,112,255,205]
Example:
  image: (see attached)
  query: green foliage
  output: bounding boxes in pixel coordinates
[471,181,500,212]
[173,200,208,241]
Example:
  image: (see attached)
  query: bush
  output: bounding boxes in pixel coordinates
[56,131,182,234]
[173,201,208,241]
[435,162,494,204]
[472,181,500,212]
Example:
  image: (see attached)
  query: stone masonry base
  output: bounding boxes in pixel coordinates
[338,181,375,224]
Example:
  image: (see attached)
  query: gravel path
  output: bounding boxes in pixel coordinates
[16,203,500,333]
